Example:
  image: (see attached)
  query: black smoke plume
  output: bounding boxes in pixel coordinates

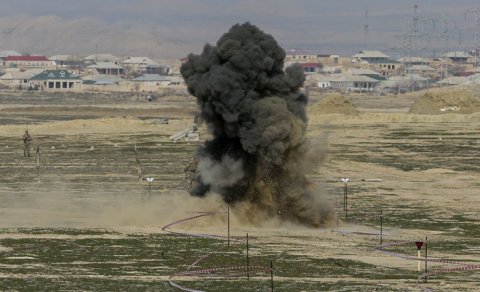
[181,23,333,227]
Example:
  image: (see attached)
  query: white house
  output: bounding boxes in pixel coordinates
[307,74,332,88]
[122,57,170,74]
[330,73,380,92]
[87,62,125,75]
[0,69,44,89]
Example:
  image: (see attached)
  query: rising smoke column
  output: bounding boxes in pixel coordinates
[181,23,333,227]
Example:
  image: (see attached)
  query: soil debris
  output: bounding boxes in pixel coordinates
[308,93,359,115]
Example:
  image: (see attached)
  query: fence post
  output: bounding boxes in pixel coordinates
[246,233,249,280]
[270,261,274,292]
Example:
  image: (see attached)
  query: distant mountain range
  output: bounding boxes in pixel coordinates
[0,15,194,59]
[0,9,474,61]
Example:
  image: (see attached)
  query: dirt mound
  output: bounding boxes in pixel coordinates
[308,93,358,115]
[409,89,480,114]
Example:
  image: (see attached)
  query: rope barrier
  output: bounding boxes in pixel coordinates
[164,209,479,291]
[338,228,480,289]
[162,210,271,292]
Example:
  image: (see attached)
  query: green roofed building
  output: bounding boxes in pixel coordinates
[30,70,82,92]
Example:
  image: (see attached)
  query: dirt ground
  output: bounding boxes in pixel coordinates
[0,88,479,291]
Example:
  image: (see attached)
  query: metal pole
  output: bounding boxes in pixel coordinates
[344,182,348,221]
[227,206,230,247]
[380,209,383,248]
[148,182,151,200]
[425,237,428,283]
[247,233,249,280]
[270,261,274,292]
[35,145,40,170]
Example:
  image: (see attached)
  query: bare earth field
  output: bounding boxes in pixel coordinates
[0,89,479,291]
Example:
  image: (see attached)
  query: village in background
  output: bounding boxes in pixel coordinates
[0,46,478,99]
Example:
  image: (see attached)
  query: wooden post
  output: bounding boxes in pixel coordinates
[227,206,230,247]
[270,261,274,292]
[246,233,249,280]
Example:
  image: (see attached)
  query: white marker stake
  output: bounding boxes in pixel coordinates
[415,241,424,272]
[418,250,422,271]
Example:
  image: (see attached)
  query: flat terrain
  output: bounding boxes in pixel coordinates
[0,89,479,291]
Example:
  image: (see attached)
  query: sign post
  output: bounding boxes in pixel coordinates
[146,177,154,199]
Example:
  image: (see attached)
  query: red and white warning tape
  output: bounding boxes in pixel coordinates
[162,210,270,292]
[340,229,480,288]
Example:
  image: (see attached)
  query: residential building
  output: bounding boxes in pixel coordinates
[84,54,121,65]
[132,74,183,86]
[121,57,170,75]
[317,54,339,65]
[285,49,318,63]
[397,56,431,66]
[87,62,125,75]
[329,73,380,92]
[50,55,84,68]
[351,50,401,76]
[346,68,385,80]
[351,50,390,63]
[306,74,332,88]
[29,70,82,92]
[297,63,323,74]
[0,69,44,89]
[444,51,470,63]
[2,56,55,69]
[82,74,124,85]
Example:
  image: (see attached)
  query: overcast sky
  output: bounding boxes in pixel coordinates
[0,0,477,58]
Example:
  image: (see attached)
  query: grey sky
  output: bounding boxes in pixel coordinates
[0,0,477,58]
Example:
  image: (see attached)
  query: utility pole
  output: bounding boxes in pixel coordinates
[441,15,449,80]
[364,10,369,46]
[465,1,480,68]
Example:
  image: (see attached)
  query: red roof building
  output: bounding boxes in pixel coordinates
[4,56,50,62]
[2,55,54,69]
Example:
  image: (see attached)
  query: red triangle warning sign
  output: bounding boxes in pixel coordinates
[415,241,424,250]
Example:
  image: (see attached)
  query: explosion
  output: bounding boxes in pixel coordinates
[181,23,334,227]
